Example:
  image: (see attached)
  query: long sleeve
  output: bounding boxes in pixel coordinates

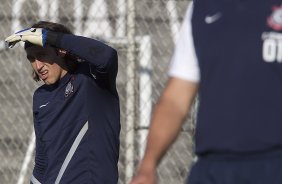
[46,32,118,92]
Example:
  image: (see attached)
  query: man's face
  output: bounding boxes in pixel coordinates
[25,45,67,85]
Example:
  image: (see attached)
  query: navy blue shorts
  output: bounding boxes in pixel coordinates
[187,150,282,184]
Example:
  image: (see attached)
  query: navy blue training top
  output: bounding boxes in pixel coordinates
[31,34,120,183]
[192,0,282,155]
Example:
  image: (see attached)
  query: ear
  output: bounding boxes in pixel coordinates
[57,49,67,57]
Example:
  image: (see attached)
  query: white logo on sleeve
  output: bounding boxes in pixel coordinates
[205,12,222,24]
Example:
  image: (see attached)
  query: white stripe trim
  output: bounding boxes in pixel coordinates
[30,174,41,184]
[54,121,89,184]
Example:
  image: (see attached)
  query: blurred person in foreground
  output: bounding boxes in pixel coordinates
[5,21,120,183]
[130,1,282,184]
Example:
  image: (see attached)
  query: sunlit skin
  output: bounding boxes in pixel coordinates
[25,45,68,85]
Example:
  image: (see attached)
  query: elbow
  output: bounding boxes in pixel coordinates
[106,48,118,71]
[101,47,118,81]
[110,48,118,63]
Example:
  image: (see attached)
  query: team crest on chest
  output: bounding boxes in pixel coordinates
[262,5,282,63]
[267,5,282,31]
[65,78,74,98]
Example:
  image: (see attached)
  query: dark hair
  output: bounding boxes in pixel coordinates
[26,21,78,81]
[33,21,72,33]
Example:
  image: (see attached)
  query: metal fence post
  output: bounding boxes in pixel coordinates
[125,0,136,183]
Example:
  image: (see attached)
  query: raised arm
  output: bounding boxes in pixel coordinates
[5,28,118,91]
[47,32,118,91]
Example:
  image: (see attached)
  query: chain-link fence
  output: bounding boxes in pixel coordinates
[0,0,195,183]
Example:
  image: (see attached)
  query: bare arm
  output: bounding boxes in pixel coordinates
[130,77,198,184]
